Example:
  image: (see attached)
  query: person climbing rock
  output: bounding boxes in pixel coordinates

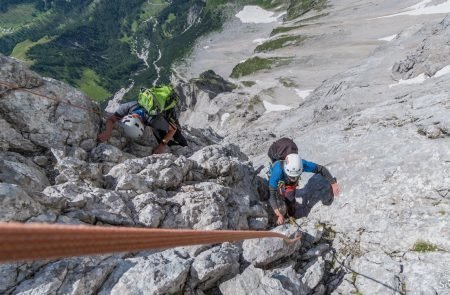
[267,138,340,225]
[97,85,188,154]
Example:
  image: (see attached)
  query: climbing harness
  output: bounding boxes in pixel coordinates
[0,222,301,263]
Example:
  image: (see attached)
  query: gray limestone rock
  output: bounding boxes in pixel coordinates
[190,243,240,290]
[32,156,49,167]
[220,264,317,295]
[55,256,119,295]
[99,250,193,295]
[1,6,449,295]
[402,252,450,295]
[302,244,331,260]
[352,252,402,295]
[107,154,194,193]
[392,15,450,81]
[0,152,50,192]
[54,156,103,187]
[161,182,233,230]
[0,118,39,152]
[0,183,43,221]
[0,263,21,294]
[13,260,69,295]
[219,265,265,295]
[131,192,168,227]
[41,182,134,225]
[242,224,302,267]
[0,55,100,151]
[301,257,326,293]
[248,217,269,230]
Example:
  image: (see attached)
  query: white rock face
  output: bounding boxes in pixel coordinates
[217,11,450,295]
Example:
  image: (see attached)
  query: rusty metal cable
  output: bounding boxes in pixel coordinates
[0,222,300,263]
[0,80,104,116]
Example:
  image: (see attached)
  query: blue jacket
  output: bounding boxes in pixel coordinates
[269,159,318,189]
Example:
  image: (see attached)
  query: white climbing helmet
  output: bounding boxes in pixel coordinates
[284,153,303,178]
[121,114,145,139]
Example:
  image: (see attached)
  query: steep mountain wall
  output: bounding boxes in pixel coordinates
[176,1,450,294]
[0,55,333,294]
[0,0,449,294]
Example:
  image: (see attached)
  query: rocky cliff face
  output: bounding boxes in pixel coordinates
[0,55,333,294]
[174,2,450,294]
[1,1,450,295]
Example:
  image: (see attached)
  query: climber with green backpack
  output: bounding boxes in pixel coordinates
[97,85,188,154]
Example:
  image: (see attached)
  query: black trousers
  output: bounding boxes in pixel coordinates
[153,128,188,147]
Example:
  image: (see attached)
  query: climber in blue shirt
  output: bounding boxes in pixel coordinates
[268,152,340,225]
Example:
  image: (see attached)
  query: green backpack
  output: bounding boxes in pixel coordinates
[138,85,178,116]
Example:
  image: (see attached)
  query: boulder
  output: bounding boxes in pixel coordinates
[0,55,100,151]
[41,182,134,225]
[242,224,302,266]
[0,183,43,221]
[107,154,194,193]
[401,252,450,295]
[54,156,103,187]
[55,257,119,295]
[13,261,70,295]
[161,182,233,230]
[131,192,168,227]
[190,243,240,290]
[0,152,50,192]
[0,118,39,152]
[90,143,135,164]
[99,250,193,294]
[220,264,306,295]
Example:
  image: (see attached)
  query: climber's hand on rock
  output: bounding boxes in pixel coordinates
[276,214,285,225]
[331,182,341,197]
[152,143,166,154]
[97,131,111,143]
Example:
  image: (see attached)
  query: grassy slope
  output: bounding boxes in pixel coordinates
[0,3,37,30]
[230,57,292,78]
[10,36,52,65]
[255,35,307,52]
[76,68,111,102]
[229,0,330,78]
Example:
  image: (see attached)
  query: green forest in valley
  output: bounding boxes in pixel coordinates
[0,0,226,101]
[0,0,314,102]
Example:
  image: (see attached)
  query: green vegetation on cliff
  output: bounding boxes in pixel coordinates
[411,240,442,252]
[255,35,307,52]
[271,24,309,36]
[287,0,328,20]
[230,56,291,78]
